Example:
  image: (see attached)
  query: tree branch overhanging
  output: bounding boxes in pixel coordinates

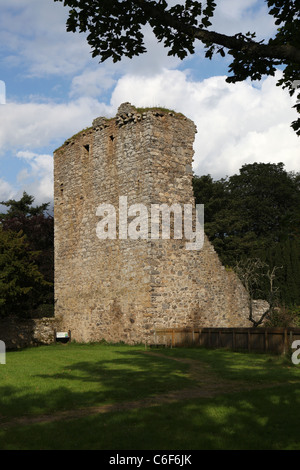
[193,29,300,65]
[54,0,300,134]
[133,0,300,64]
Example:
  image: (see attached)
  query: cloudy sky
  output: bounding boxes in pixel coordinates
[0,0,299,208]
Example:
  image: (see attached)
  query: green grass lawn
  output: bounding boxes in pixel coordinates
[1,342,300,450]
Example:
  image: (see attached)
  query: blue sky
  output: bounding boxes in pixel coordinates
[0,0,299,208]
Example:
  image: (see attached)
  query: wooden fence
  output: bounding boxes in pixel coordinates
[153,327,300,355]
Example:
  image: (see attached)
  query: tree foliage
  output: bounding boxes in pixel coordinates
[0,192,54,318]
[193,162,300,307]
[0,192,49,219]
[0,228,49,317]
[54,0,300,134]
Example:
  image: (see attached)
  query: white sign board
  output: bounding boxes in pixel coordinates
[56,332,69,339]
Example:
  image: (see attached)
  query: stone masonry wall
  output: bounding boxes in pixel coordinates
[54,103,255,344]
[0,317,59,350]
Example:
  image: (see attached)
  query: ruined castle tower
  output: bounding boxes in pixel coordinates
[54,103,252,344]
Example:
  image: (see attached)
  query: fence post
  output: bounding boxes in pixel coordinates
[283,328,288,354]
[154,327,300,353]
[264,329,268,352]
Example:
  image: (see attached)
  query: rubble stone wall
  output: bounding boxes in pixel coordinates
[54,103,255,344]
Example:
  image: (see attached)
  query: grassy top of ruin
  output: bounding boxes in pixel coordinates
[54,126,93,153]
[134,106,185,117]
[53,106,186,153]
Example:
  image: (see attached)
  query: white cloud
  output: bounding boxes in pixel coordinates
[1,68,299,206]
[70,68,118,99]
[211,0,276,39]
[0,178,16,201]
[69,23,182,100]
[0,151,54,206]
[0,0,298,208]
[16,151,54,205]
[0,0,180,81]
[0,81,6,104]
[0,0,278,98]
[0,0,92,78]
[111,69,300,179]
[0,98,113,153]
[0,97,114,205]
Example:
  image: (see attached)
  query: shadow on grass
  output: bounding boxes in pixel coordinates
[0,383,300,450]
[0,347,194,419]
[157,347,300,383]
[1,345,300,449]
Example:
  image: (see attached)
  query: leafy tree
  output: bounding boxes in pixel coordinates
[264,238,300,306]
[54,0,300,134]
[191,174,228,224]
[194,162,300,265]
[193,162,300,306]
[0,192,54,317]
[0,191,49,219]
[0,192,54,280]
[0,228,49,317]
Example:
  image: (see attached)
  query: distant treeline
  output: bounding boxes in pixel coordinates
[193,162,300,308]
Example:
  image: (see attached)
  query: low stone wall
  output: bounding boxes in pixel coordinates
[0,317,59,350]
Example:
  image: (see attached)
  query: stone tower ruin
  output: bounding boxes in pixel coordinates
[54,102,253,344]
